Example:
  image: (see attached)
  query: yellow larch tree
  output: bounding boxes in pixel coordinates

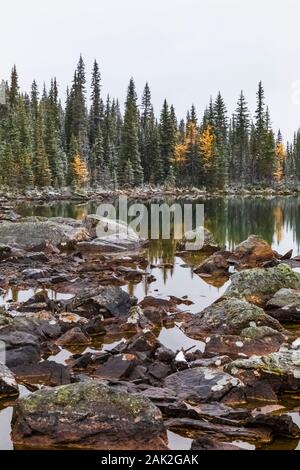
[274,140,286,182]
[72,154,89,188]
[199,124,214,168]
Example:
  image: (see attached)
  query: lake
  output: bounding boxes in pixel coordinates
[1,195,299,450]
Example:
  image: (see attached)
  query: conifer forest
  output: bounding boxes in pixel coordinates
[0,57,298,191]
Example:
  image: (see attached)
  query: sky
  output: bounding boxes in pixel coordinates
[1,0,300,140]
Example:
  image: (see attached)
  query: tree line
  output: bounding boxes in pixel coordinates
[0,56,299,190]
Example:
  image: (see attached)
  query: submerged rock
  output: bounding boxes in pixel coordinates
[0,220,90,250]
[0,362,19,399]
[164,367,244,404]
[191,437,242,450]
[224,264,300,306]
[183,298,282,340]
[11,381,167,449]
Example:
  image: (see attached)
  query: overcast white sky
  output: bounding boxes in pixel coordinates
[1,0,300,139]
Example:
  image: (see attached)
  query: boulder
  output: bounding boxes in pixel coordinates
[183,298,282,340]
[0,330,41,368]
[56,327,91,347]
[245,413,300,438]
[229,235,275,267]
[0,362,19,399]
[164,367,244,404]
[94,353,137,380]
[68,286,136,318]
[11,381,167,449]
[224,264,300,306]
[0,220,90,250]
[194,251,230,277]
[225,350,300,396]
[78,216,147,253]
[266,288,300,323]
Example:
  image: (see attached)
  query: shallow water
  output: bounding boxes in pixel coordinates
[0,288,73,307]
[1,195,300,450]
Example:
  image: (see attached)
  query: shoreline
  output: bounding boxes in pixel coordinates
[1,186,300,205]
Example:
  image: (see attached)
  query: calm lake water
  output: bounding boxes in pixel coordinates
[1,195,300,450]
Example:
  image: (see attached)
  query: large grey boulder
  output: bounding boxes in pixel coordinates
[224,264,300,306]
[11,381,167,449]
[0,220,90,250]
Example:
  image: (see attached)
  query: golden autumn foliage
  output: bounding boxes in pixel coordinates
[174,142,187,164]
[72,154,89,187]
[274,141,286,182]
[199,124,214,168]
[173,122,200,164]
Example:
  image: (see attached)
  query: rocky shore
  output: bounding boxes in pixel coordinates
[1,206,300,450]
[1,185,300,207]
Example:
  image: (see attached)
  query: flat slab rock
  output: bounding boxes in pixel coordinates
[164,367,243,404]
[11,361,71,387]
[183,298,282,340]
[11,381,167,450]
[204,327,286,359]
[0,362,19,399]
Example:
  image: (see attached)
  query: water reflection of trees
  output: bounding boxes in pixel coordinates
[17,195,300,262]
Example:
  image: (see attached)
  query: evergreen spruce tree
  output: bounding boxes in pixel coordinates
[231,91,250,185]
[159,100,177,178]
[119,78,143,186]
